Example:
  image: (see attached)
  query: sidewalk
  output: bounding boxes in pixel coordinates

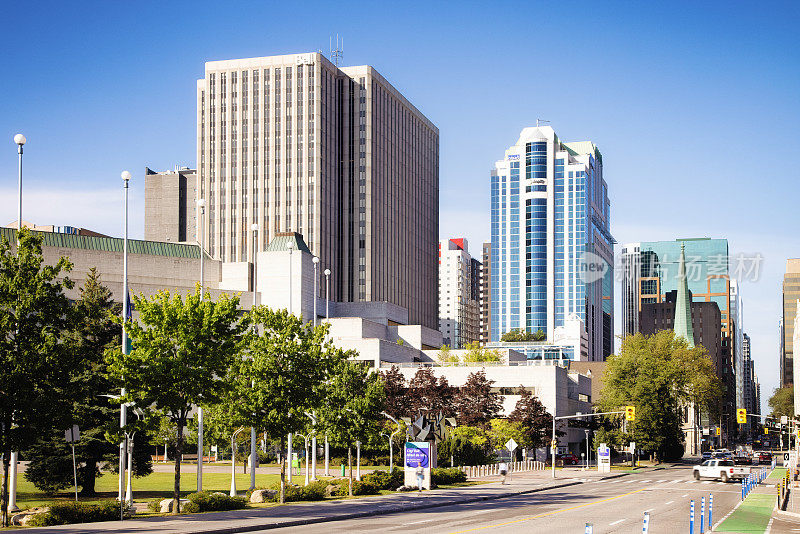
[22,471,625,533]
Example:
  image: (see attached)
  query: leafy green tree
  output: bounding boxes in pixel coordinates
[508,387,555,449]
[598,331,723,462]
[318,360,386,496]
[227,307,345,503]
[0,229,74,525]
[453,371,502,427]
[487,418,526,451]
[438,426,493,466]
[107,288,247,513]
[437,344,459,364]
[462,341,503,363]
[769,387,794,419]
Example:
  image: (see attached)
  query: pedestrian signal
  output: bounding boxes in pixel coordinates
[736,408,747,424]
[625,406,635,421]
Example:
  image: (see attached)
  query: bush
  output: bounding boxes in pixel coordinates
[186,491,248,512]
[27,501,129,526]
[431,467,467,486]
[361,469,404,490]
[283,480,328,502]
[330,479,380,496]
[147,498,161,513]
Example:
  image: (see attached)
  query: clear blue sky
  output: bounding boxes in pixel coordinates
[2,0,798,412]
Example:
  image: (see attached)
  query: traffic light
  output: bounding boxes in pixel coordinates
[716,426,721,437]
[736,408,747,424]
[625,406,636,421]
[765,427,769,434]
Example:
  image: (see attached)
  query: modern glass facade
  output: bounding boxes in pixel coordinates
[490,127,613,361]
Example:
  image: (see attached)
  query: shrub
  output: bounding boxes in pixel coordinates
[186,491,248,512]
[330,479,380,496]
[361,469,404,490]
[27,501,129,526]
[431,467,467,486]
[147,498,162,513]
[256,480,328,502]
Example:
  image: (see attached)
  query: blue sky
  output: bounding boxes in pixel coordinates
[1,0,798,411]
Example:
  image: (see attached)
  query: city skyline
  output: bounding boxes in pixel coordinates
[1,1,798,412]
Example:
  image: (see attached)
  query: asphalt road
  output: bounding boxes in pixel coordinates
[263,464,744,534]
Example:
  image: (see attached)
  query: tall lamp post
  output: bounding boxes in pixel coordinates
[9,134,26,515]
[381,412,403,472]
[118,170,132,502]
[14,134,25,230]
[249,223,258,490]
[324,268,331,319]
[196,198,205,491]
[312,257,319,326]
[305,411,318,481]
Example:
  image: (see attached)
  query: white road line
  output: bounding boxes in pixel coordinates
[609,519,625,526]
[640,479,651,483]
[406,519,434,525]
[682,494,689,497]
[665,500,674,505]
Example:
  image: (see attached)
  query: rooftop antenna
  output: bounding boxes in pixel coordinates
[330,34,343,67]
[536,118,551,127]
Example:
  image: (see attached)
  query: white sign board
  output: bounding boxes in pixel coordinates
[597,444,611,473]
[505,438,518,453]
[630,442,635,453]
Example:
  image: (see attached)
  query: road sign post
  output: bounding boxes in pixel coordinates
[64,425,80,501]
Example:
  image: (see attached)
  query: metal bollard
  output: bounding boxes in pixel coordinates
[700,496,705,533]
[643,511,650,533]
[708,494,713,529]
[690,500,695,534]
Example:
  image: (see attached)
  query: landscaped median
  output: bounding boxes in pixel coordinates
[713,467,784,533]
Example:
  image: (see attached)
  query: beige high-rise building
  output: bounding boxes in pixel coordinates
[144,166,197,244]
[783,259,800,387]
[195,52,439,328]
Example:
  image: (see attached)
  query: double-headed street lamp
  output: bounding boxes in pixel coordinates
[249,223,259,491]
[118,170,132,502]
[380,412,403,473]
[14,134,25,230]
[196,198,206,491]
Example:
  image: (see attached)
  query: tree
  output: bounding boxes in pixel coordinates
[107,288,246,513]
[500,329,541,342]
[228,307,345,503]
[769,387,794,419]
[0,229,74,526]
[380,366,408,420]
[453,371,502,427]
[437,344,459,364]
[319,360,386,496]
[438,426,493,466]
[508,387,554,450]
[598,331,723,462]
[487,418,526,452]
[462,342,503,363]
[407,368,455,417]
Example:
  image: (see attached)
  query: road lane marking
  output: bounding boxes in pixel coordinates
[609,519,625,525]
[407,519,434,525]
[682,494,689,497]
[665,501,674,505]
[447,488,646,533]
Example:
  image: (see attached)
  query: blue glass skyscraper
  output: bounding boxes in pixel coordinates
[490,126,614,361]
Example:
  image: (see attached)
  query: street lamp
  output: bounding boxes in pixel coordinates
[295,433,311,486]
[249,223,259,491]
[381,412,403,473]
[287,241,294,315]
[324,268,331,319]
[305,411,318,481]
[118,170,132,502]
[125,407,144,504]
[14,134,25,230]
[196,198,205,492]
[312,257,319,327]
[230,427,245,496]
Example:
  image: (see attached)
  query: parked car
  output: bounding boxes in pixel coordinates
[758,451,772,465]
[556,453,580,466]
[701,451,713,461]
[734,452,751,465]
[693,459,750,482]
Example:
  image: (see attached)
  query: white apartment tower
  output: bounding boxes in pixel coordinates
[438,239,481,348]
[196,53,439,328]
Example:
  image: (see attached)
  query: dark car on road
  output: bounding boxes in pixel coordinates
[557,453,580,466]
[758,451,772,464]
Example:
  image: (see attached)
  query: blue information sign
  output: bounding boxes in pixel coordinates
[405,442,430,468]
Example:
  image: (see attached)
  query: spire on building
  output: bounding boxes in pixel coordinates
[674,243,695,347]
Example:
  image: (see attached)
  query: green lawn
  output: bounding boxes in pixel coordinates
[15,471,285,510]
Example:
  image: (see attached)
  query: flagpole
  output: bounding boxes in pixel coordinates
[119,171,131,502]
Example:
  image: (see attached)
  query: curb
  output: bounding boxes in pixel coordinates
[132,479,593,534]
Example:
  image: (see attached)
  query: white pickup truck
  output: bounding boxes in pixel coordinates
[693,459,751,482]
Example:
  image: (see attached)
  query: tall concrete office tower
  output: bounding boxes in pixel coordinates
[489,126,614,361]
[196,53,439,328]
[438,238,481,349]
[782,259,800,388]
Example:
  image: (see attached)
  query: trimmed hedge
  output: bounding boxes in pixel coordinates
[186,491,248,512]
[329,478,380,497]
[361,469,404,490]
[27,501,129,526]
[431,467,468,486]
